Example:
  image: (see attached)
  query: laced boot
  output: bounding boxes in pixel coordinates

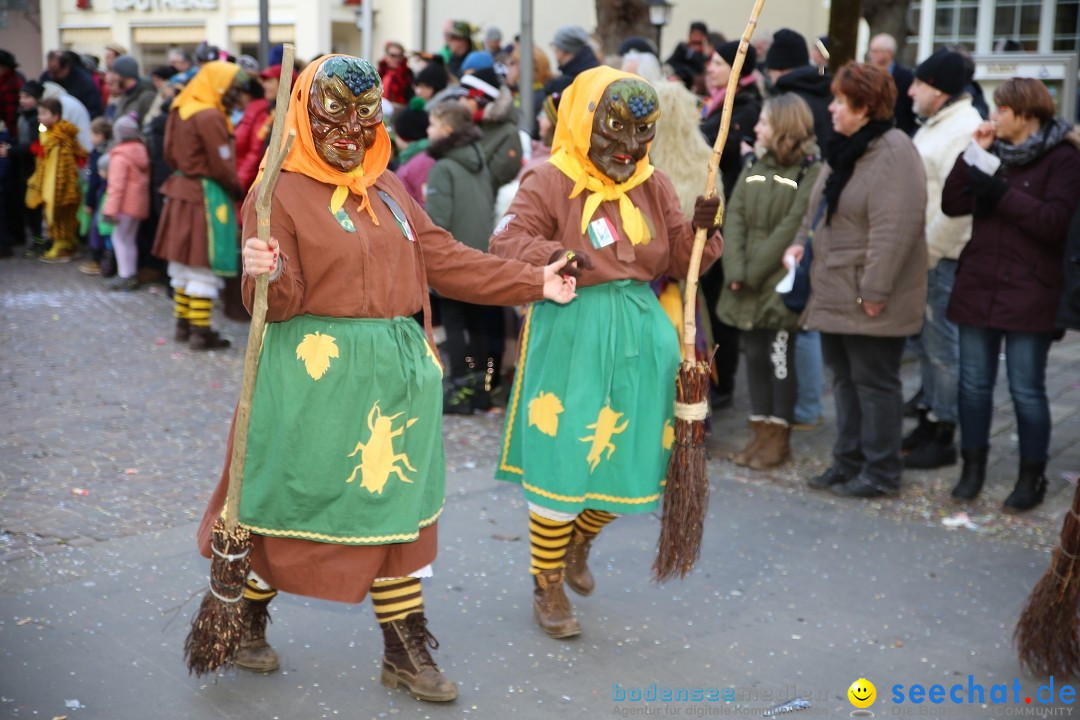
[174,318,190,342]
[235,597,280,672]
[564,529,596,596]
[533,569,581,638]
[380,612,458,702]
[749,421,791,470]
[1003,459,1048,514]
[732,418,766,467]
[189,326,231,350]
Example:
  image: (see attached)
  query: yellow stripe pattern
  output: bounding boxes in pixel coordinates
[529,510,573,575]
[174,289,190,320]
[371,577,423,624]
[188,295,212,327]
[575,509,616,536]
[242,577,278,602]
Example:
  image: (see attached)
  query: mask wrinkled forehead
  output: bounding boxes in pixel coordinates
[313,56,382,96]
[603,78,659,120]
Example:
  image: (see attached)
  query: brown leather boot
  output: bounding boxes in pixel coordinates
[189,326,231,351]
[380,613,458,702]
[235,597,280,673]
[533,569,581,638]
[732,418,767,467]
[564,529,595,596]
[749,421,791,470]
[174,318,190,342]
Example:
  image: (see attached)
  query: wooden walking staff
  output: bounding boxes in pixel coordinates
[184,45,297,676]
[653,0,767,583]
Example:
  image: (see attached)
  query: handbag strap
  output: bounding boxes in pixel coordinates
[805,197,828,250]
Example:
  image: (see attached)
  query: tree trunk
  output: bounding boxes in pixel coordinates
[828,0,863,72]
[863,0,916,64]
[594,0,654,57]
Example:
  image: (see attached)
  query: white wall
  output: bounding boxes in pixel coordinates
[0,10,45,78]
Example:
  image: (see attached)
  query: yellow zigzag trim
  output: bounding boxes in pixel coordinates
[244,504,443,545]
[521,479,661,505]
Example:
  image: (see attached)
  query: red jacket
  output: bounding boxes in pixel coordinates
[235,97,270,193]
[378,60,413,106]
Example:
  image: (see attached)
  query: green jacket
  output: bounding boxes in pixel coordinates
[717,148,822,331]
[424,131,495,251]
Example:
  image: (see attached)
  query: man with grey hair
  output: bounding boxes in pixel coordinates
[867,33,916,134]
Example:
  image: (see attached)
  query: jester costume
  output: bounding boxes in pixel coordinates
[489,67,723,637]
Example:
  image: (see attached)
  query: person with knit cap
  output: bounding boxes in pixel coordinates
[543,25,599,99]
[196,54,579,702]
[443,21,476,80]
[393,96,435,205]
[765,28,833,148]
[488,66,723,639]
[152,61,247,350]
[899,49,983,473]
[101,114,150,291]
[107,54,156,126]
[461,65,523,190]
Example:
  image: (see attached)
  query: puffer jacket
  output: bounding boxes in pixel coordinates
[103,139,151,220]
[424,128,495,251]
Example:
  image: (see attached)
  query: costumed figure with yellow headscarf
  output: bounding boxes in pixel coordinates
[195,55,580,703]
[152,61,247,350]
[489,66,723,639]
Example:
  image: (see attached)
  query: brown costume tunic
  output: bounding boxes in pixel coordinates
[152,109,242,268]
[196,170,545,603]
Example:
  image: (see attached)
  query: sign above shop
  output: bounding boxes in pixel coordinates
[112,0,218,10]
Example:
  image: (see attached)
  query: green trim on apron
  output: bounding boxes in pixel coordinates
[496,281,679,515]
[202,178,238,277]
[239,315,446,545]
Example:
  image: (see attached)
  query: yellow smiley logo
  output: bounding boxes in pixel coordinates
[848,678,876,709]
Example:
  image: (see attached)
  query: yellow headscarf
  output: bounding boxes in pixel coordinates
[269,54,391,226]
[172,61,242,127]
[548,66,656,245]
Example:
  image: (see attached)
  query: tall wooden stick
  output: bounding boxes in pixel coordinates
[223,44,296,533]
[681,0,767,359]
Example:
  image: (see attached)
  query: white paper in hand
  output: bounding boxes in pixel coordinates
[775,263,797,294]
[962,140,1001,176]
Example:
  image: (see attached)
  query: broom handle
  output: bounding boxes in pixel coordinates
[224,45,297,533]
[681,0,767,360]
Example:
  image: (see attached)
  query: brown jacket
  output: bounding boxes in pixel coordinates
[797,129,928,337]
[489,162,722,283]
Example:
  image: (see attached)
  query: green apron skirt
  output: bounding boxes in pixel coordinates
[239,314,445,544]
[496,280,678,515]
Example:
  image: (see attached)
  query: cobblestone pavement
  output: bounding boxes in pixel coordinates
[2,253,1079,570]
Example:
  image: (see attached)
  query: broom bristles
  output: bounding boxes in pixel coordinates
[653,360,711,582]
[184,519,252,677]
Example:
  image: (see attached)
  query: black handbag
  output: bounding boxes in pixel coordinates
[781,198,827,314]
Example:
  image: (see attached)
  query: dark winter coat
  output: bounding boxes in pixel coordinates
[424,129,495,251]
[700,81,763,200]
[542,46,600,99]
[772,66,833,148]
[41,65,104,119]
[943,140,1080,334]
[891,63,917,136]
[111,78,157,126]
[1058,202,1080,331]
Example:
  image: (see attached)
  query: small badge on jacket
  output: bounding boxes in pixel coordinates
[377,190,416,242]
[587,217,619,249]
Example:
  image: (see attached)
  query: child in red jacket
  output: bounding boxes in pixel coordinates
[101,114,150,290]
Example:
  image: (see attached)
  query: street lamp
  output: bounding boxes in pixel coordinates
[647,0,673,55]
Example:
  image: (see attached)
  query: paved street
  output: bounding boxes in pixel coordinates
[2,254,1080,720]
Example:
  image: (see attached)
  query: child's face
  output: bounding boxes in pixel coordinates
[19,93,37,112]
[90,131,105,147]
[38,107,58,128]
[427,116,450,142]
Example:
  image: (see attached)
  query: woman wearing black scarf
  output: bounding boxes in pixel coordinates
[785,63,928,498]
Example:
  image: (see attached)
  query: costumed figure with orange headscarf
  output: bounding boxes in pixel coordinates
[489,66,723,639]
[153,61,247,350]
[195,55,580,703]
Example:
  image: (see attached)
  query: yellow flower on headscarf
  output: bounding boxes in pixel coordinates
[548,66,657,245]
[173,61,242,127]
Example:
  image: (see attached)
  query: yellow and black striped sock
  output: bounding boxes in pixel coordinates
[371,577,424,625]
[174,289,190,320]
[243,578,277,603]
[574,509,617,537]
[188,295,212,328]
[529,511,574,575]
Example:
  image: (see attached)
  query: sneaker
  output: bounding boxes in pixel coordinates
[107,276,139,292]
[79,261,101,275]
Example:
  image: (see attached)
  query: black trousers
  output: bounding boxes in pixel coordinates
[743,328,797,422]
[440,299,503,380]
[820,333,906,490]
[701,262,740,396]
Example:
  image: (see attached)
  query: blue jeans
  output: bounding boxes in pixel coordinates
[957,325,1053,461]
[794,331,824,423]
[912,260,960,423]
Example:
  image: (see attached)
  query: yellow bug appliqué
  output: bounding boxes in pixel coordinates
[580,406,629,472]
[345,401,419,494]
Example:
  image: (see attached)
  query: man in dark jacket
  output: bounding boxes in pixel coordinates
[868,33,917,135]
[543,25,599,98]
[765,29,833,148]
[42,50,104,118]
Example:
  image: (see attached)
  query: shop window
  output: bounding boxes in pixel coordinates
[993,0,1042,50]
[1053,0,1079,51]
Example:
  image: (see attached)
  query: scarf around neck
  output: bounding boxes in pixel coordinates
[992,117,1072,168]
[823,119,892,224]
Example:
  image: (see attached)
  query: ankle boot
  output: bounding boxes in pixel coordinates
[749,421,791,470]
[235,597,280,672]
[564,529,595,596]
[174,318,190,342]
[1003,459,1048,513]
[904,421,958,469]
[732,418,767,467]
[189,326,231,350]
[902,408,935,452]
[532,569,581,639]
[380,612,458,702]
[951,447,989,502]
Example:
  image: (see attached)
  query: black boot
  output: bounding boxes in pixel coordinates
[950,447,988,502]
[904,421,958,469]
[902,408,935,452]
[1003,459,1048,513]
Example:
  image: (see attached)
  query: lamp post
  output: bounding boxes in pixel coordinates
[647,0,673,56]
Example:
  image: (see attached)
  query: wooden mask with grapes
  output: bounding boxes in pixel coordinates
[587,78,660,184]
[308,56,384,172]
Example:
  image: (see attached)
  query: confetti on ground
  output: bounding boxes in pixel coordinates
[70,488,89,496]
[942,512,979,531]
[125,468,138,475]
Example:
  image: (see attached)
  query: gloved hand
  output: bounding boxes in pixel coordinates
[968,165,1008,218]
[547,248,595,279]
[693,194,723,232]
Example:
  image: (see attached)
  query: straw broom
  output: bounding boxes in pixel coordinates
[1015,478,1080,678]
[184,46,297,676]
[653,0,767,583]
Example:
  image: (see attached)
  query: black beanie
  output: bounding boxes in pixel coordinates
[415,58,448,94]
[716,40,757,77]
[765,29,809,70]
[914,49,966,97]
[21,79,43,100]
[394,98,430,142]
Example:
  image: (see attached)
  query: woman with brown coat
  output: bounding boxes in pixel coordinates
[786,63,928,498]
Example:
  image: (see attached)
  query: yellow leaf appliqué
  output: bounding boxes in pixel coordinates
[215,203,229,224]
[528,391,564,437]
[296,331,339,380]
[662,419,674,450]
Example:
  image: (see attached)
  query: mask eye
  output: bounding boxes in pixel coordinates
[638,123,653,134]
[607,117,623,132]
[324,99,342,113]
[358,105,374,118]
